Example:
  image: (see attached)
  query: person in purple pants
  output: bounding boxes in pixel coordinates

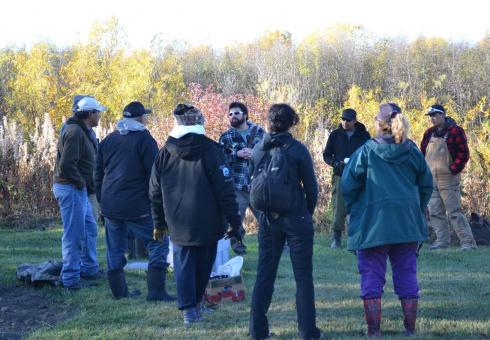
[341,103,433,337]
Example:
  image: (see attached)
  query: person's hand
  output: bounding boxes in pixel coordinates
[237,148,253,159]
[153,227,168,242]
[224,226,243,244]
[334,160,345,173]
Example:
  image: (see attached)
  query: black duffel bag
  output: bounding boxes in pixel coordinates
[470,212,490,246]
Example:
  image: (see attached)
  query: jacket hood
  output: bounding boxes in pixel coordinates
[116,118,147,135]
[445,116,456,127]
[64,116,97,148]
[367,139,412,164]
[165,134,210,160]
[259,132,293,151]
[337,121,368,134]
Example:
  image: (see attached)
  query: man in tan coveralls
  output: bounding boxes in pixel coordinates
[420,104,477,251]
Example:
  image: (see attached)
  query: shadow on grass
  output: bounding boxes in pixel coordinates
[0,226,489,339]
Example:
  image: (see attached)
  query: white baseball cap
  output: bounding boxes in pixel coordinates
[74,97,107,112]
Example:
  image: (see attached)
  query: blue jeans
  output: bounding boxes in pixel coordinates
[104,216,169,271]
[53,183,99,287]
[172,242,217,310]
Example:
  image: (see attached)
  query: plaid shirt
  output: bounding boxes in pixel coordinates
[420,117,470,175]
[219,122,265,191]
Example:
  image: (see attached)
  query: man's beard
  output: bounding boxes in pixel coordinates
[230,116,246,128]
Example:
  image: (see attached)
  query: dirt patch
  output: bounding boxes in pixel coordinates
[0,285,78,339]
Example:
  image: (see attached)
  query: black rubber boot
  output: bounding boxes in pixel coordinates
[127,238,136,259]
[147,266,177,302]
[107,269,141,299]
[136,238,148,259]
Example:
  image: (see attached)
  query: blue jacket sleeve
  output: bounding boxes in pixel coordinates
[341,145,368,213]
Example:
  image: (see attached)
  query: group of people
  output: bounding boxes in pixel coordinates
[52,94,477,338]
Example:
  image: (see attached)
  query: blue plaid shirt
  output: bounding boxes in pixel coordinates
[219,122,265,191]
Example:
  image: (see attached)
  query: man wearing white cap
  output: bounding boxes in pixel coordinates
[53,95,106,290]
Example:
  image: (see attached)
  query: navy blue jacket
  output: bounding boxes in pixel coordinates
[95,129,158,220]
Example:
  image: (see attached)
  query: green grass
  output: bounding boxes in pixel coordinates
[1,225,489,339]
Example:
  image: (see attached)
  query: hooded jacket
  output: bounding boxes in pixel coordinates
[149,133,241,246]
[53,116,97,193]
[94,122,158,220]
[341,138,433,250]
[323,122,371,176]
[250,132,318,216]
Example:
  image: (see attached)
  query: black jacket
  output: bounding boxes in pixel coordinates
[94,129,158,220]
[250,132,318,216]
[149,133,241,246]
[53,116,97,193]
[323,122,371,176]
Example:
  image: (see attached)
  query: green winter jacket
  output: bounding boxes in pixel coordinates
[341,138,433,250]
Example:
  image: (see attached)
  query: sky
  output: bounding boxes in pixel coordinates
[1,0,489,49]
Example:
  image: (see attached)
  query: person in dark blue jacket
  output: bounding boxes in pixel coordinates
[149,103,242,325]
[95,101,174,301]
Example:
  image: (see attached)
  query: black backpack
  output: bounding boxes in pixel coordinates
[470,212,490,246]
[250,143,297,214]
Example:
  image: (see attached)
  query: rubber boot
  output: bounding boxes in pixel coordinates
[147,266,176,301]
[136,238,148,259]
[401,298,418,336]
[107,269,141,299]
[127,238,136,260]
[363,298,381,337]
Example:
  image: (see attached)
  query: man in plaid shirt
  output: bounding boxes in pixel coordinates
[421,104,476,251]
[219,102,265,255]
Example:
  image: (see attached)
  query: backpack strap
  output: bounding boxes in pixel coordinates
[247,126,259,148]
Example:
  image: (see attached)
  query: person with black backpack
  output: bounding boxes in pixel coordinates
[248,104,322,340]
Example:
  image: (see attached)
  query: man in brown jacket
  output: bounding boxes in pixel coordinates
[53,96,106,290]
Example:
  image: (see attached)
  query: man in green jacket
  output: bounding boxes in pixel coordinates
[53,96,106,290]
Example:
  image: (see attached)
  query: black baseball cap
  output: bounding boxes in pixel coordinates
[123,101,152,118]
[342,108,357,121]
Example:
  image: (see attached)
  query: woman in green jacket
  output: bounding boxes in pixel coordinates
[341,103,433,337]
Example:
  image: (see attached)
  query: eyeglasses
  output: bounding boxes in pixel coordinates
[229,111,243,117]
[342,118,353,122]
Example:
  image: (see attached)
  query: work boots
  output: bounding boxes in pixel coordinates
[401,298,418,336]
[363,298,381,337]
[330,230,342,248]
[146,266,176,301]
[107,268,141,299]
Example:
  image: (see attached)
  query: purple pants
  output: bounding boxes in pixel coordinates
[357,243,419,300]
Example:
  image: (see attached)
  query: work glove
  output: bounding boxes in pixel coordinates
[153,227,168,242]
[224,225,243,245]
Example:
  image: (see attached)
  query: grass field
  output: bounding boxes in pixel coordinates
[0,224,489,339]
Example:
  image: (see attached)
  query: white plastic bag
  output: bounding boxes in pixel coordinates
[217,256,243,277]
[211,238,231,276]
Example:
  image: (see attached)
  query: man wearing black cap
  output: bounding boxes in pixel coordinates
[420,104,476,251]
[149,103,242,325]
[95,101,175,300]
[323,108,371,248]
